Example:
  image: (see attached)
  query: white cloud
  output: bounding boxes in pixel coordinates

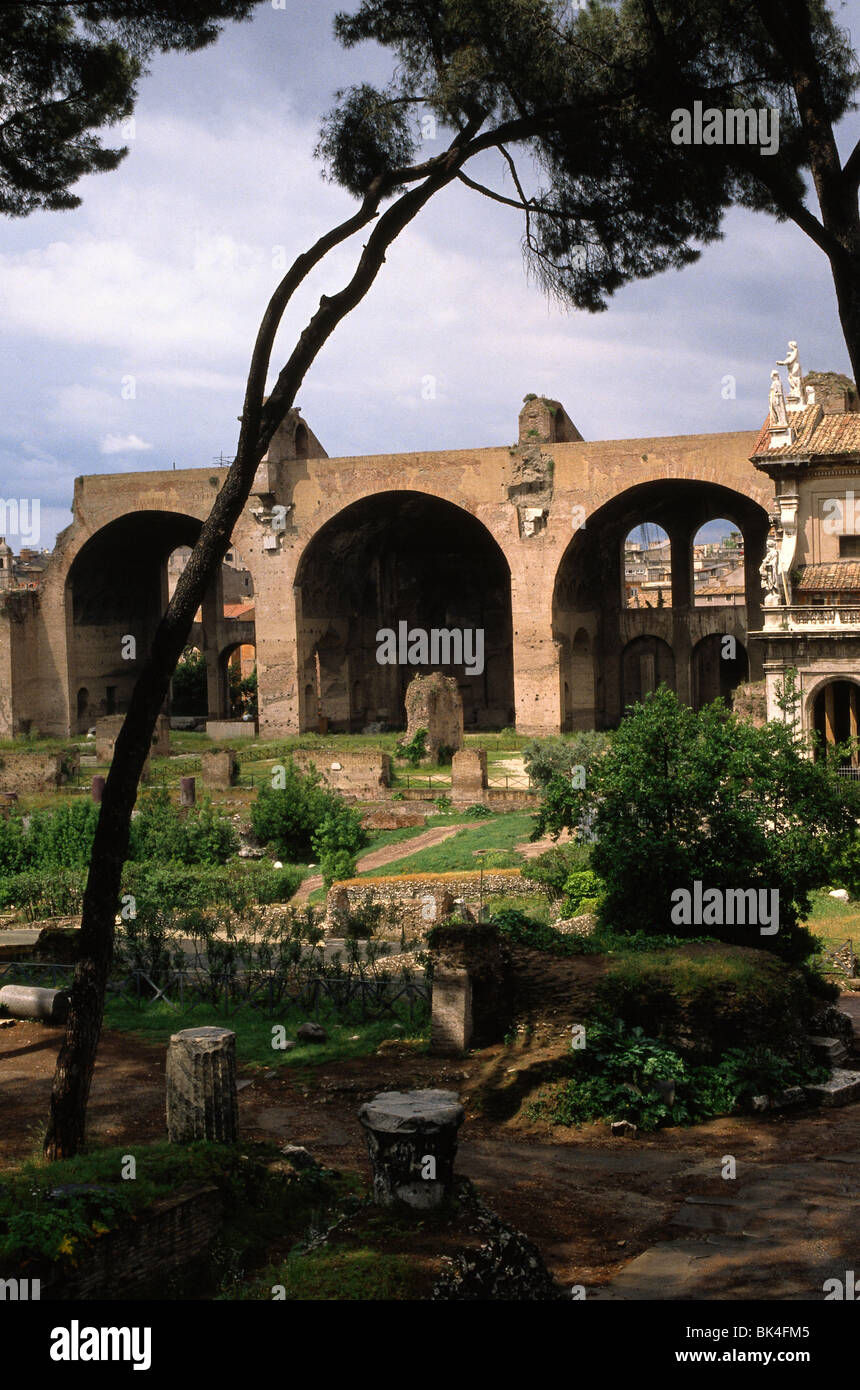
[100,433,153,455]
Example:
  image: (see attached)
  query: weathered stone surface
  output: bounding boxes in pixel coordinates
[404,673,463,762]
[555,912,597,937]
[429,923,511,1054]
[771,1085,806,1109]
[325,870,526,939]
[451,748,487,801]
[166,1026,238,1143]
[0,983,69,1023]
[611,1120,638,1138]
[809,1006,855,1045]
[804,1068,860,1107]
[358,1089,464,1209]
[97,713,168,761]
[0,751,78,795]
[294,749,391,793]
[807,1035,848,1066]
[180,775,196,806]
[432,1181,562,1300]
[296,1021,327,1043]
[205,719,256,740]
[201,749,238,789]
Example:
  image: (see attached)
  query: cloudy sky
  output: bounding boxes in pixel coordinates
[1,0,859,549]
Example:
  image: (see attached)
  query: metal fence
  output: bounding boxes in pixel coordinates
[0,960,429,1024]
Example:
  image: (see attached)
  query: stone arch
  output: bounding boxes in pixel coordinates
[65,511,206,730]
[808,676,860,764]
[553,478,770,727]
[690,633,749,711]
[293,490,514,732]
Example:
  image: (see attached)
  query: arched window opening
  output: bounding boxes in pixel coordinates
[623,524,671,609]
[693,520,744,607]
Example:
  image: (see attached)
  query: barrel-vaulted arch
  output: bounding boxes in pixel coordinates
[292,490,515,732]
[64,509,252,730]
[552,479,769,728]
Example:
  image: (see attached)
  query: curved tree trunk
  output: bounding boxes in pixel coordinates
[43,135,477,1158]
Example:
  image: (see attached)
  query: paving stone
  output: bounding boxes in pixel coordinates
[804,1069,860,1107]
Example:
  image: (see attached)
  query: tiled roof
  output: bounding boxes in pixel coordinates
[795,561,860,592]
[752,406,860,461]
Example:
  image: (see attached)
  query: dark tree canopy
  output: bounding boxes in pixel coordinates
[0,0,261,215]
[318,1,860,333]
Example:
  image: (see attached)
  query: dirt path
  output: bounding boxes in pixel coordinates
[3,1001,859,1298]
[293,823,470,903]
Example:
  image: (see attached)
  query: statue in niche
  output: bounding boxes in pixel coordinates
[777,341,803,401]
[769,370,788,426]
[759,531,782,605]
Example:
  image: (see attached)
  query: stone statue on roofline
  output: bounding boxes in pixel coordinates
[777,340,803,408]
[769,370,788,426]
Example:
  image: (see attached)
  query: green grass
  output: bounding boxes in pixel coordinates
[245,1244,419,1300]
[356,810,537,877]
[804,888,860,951]
[102,995,429,1068]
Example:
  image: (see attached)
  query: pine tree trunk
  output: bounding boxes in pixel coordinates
[42,142,472,1158]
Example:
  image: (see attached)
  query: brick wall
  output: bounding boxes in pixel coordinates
[0,749,79,794]
[32,1185,224,1300]
[293,748,392,793]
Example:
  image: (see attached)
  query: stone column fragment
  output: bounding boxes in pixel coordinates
[358,1089,464,1209]
[166,1025,238,1143]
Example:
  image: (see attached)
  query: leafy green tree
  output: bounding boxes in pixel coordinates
[250,760,368,876]
[311,802,369,887]
[522,731,609,789]
[1,1,261,216]
[171,647,207,716]
[46,0,860,1155]
[534,686,860,960]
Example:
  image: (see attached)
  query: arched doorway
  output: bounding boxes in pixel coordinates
[811,679,860,766]
[622,635,675,708]
[294,492,514,731]
[691,634,749,710]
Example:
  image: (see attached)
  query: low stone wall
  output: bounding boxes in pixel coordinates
[206,719,257,740]
[14,1185,223,1300]
[324,868,528,936]
[293,749,392,794]
[362,809,427,830]
[96,714,169,761]
[0,750,79,795]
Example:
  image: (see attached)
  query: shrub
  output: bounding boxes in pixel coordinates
[561,868,604,917]
[0,809,31,874]
[311,801,368,889]
[0,861,303,921]
[395,729,427,765]
[533,686,860,961]
[489,906,590,956]
[464,803,492,819]
[529,1020,827,1132]
[26,799,101,869]
[128,788,238,865]
[522,731,609,790]
[521,842,591,898]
